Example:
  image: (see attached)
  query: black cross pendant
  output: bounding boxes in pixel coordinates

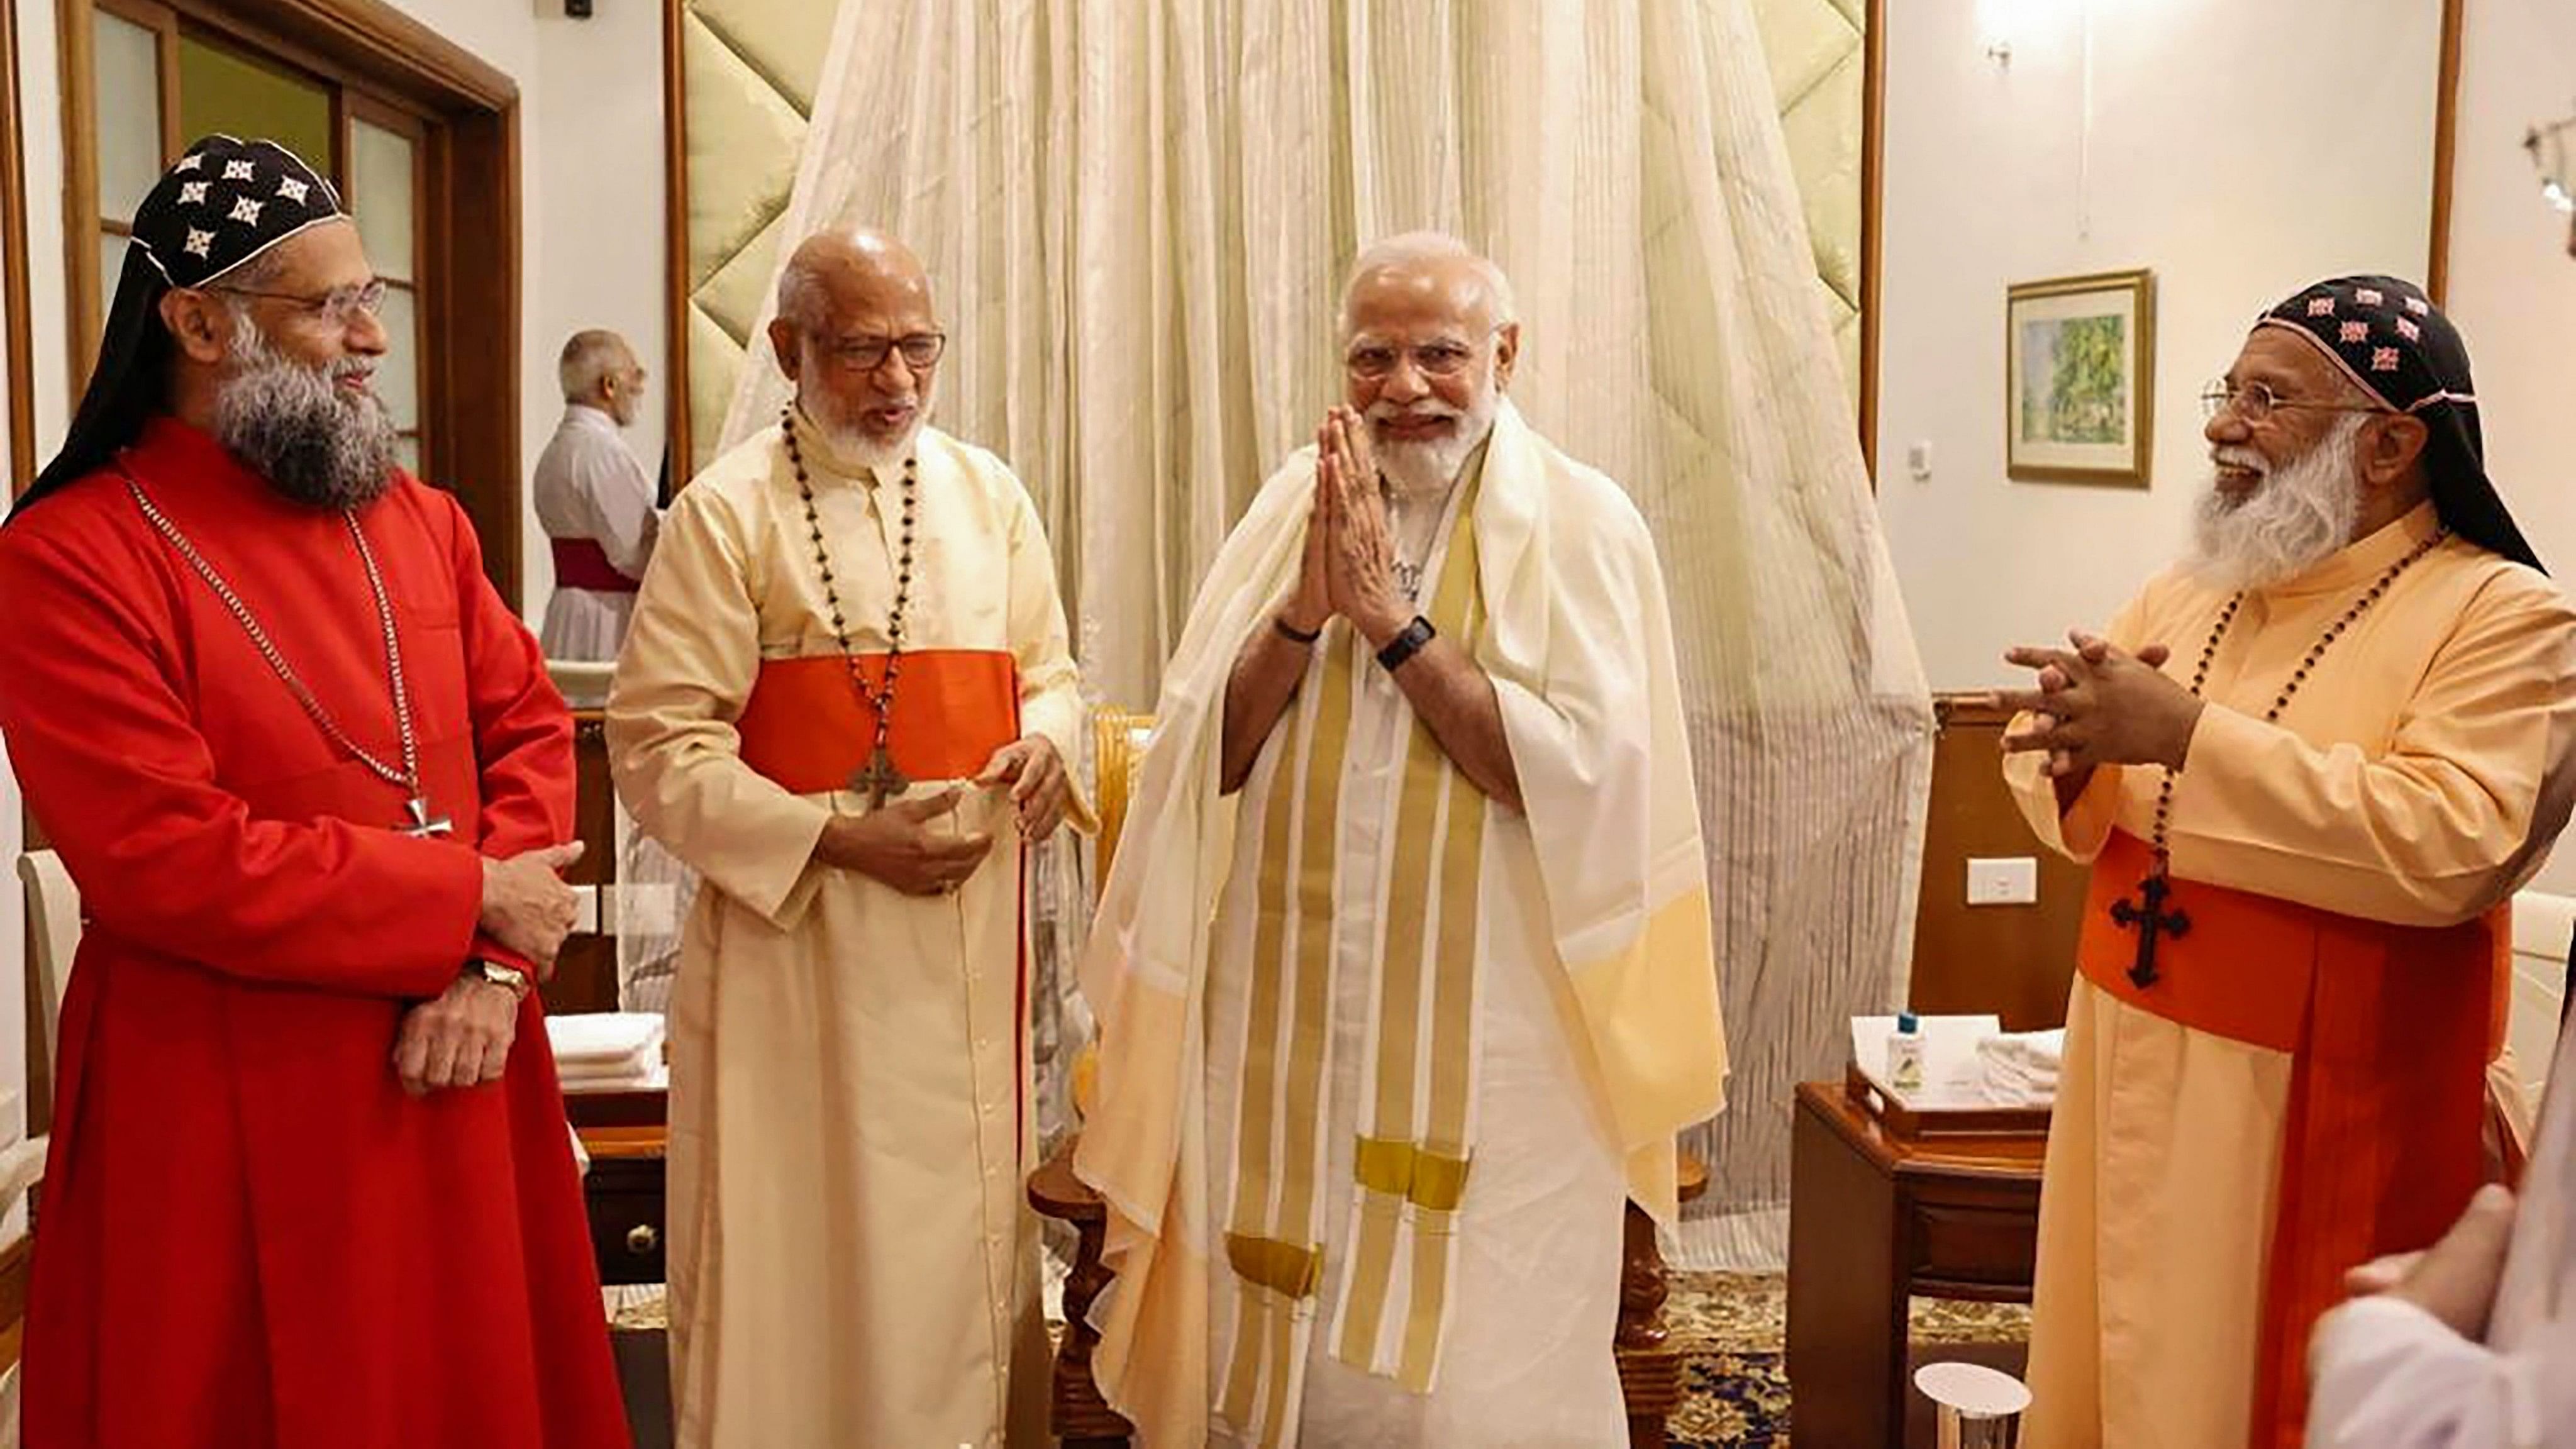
[851,745,909,809]
[2107,874,2189,988]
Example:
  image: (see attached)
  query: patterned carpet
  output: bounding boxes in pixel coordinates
[605,1271,2031,1446]
[1664,1272,2029,1447]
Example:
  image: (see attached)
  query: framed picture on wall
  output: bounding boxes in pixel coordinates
[2006,269,2155,486]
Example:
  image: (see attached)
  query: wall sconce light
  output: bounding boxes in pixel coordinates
[2525,108,2575,257]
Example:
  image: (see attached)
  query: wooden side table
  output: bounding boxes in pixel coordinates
[1785,1078,2046,1449]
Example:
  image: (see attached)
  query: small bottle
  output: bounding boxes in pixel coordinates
[1888,1011,1925,1092]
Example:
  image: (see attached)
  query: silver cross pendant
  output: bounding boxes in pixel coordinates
[402,796,454,838]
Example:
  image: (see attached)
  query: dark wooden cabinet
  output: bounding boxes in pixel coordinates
[540,710,622,1016]
[584,1153,667,1287]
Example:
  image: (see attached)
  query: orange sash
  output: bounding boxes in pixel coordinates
[2077,830,2507,1449]
[732,650,1019,797]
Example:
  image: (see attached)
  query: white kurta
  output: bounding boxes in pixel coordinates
[536,404,660,660]
[1201,468,1630,1447]
[1076,401,1728,1448]
[606,417,1084,1449]
[2308,1006,2576,1447]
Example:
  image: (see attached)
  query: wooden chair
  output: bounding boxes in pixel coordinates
[8,852,74,1216]
[0,851,81,1384]
[1030,709,1707,1448]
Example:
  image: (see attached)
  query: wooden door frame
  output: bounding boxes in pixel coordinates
[0,0,36,490]
[2428,0,2466,305]
[1857,0,1885,481]
[50,0,525,601]
[659,0,691,486]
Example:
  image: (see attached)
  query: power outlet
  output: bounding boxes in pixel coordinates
[1966,857,2039,906]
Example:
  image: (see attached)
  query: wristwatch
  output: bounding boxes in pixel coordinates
[466,958,531,998]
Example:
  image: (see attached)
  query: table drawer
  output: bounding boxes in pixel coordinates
[586,1159,667,1286]
[1907,1202,2038,1294]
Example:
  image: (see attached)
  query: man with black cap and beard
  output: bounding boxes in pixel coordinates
[1991,275,2576,1449]
[0,136,626,1446]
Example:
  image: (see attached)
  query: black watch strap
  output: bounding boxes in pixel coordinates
[1374,615,1436,672]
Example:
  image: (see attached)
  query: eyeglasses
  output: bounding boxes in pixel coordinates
[1345,333,1492,380]
[2200,378,2389,424]
[827,332,947,372]
[208,277,389,327]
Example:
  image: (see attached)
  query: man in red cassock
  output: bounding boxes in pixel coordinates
[0,135,628,1446]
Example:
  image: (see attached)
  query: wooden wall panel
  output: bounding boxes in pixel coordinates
[1907,694,2087,1031]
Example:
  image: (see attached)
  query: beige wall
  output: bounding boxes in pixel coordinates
[1873,0,2446,689]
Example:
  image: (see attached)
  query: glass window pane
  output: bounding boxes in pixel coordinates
[100,231,133,302]
[374,284,418,431]
[348,121,414,281]
[94,13,162,223]
[175,36,331,187]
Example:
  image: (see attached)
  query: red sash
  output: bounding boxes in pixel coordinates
[732,650,1019,796]
[2077,830,2507,1448]
[550,538,638,594]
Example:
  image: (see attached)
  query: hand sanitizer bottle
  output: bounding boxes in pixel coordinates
[1888,1011,1925,1092]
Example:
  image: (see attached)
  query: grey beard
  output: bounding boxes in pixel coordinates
[2184,413,2366,592]
[213,328,397,510]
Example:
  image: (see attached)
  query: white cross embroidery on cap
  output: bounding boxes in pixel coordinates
[2396,318,2421,342]
[228,197,264,225]
[2371,347,2401,372]
[2307,297,2336,317]
[179,181,208,205]
[2356,287,2385,306]
[2405,296,2431,316]
[276,178,309,204]
[184,229,213,258]
[2340,321,2369,343]
[174,154,202,173]
[222,160,255,181]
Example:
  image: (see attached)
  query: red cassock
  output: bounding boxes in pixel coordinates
[0,418,628,1447]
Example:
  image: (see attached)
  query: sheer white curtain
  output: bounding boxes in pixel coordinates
[724,0,1931,1266]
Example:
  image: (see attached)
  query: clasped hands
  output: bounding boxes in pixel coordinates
[1993,630,2201,778]
[814,735,1070,896]
[1284,406,1409,648]
[395,839,585,1097]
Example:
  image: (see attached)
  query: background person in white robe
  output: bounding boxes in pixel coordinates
[607,228,1085,1449]
[536,328,659,659]
[1077,233,1728,1448]
[2309,1002,2576,1447]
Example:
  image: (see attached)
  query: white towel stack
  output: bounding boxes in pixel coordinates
[547,1011,667,1092]
[1974,1028,2065,1107]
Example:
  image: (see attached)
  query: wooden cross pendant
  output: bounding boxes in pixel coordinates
[401,796,453,839]
[851,745,909,809]
[2107,874,2189,988]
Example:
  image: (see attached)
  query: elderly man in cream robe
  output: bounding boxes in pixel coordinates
[607,227,1086,1449]
[2307,1000,2576,1447]
[1996,275,2576,1449]
[1077,233,1728,1448]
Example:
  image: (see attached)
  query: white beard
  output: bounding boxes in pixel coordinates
[1370,387,1500,496]
[835,419,923,475]
[803,374,933,474]
[2184,413,2367,592]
